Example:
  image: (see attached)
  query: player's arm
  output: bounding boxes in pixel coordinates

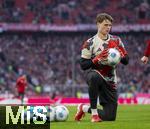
[80,58,95,70]
[80,40,108,70]
[80,52,108,70]
[144,40,150,57]
[120,55,129,65]
[141,41,150,64]
[117,38,129,65]
[80,40,94,70]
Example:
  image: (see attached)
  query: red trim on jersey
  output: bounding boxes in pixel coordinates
[94,68,117,89]
[144,40,150,57]
[82,41,88,49]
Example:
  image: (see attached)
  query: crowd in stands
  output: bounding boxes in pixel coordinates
[0,0,150,25]
[0,32,150,97]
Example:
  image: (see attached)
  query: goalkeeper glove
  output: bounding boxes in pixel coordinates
[92,49,108,65]
[108,39,127,58]
[115,46,127,58]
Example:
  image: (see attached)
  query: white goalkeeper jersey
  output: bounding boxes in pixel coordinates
[81,34,127,88]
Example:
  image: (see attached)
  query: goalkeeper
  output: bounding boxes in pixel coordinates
[75,13,129,122]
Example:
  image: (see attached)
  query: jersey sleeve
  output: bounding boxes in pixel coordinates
[144,40,150,57]
[118,37,128,56]
[81,39,93,59]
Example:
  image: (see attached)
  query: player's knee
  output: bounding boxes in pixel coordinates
[110,116,116,121]
[107,114,116,121]
[104,113,116,121]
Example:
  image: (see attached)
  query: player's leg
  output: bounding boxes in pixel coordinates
[97,103,118,121]
[87,103,118,121]
[86,71,104,122]
[87,71,99,110]
[20,93,24,105]
[75,71,103,122]
[74,103,117,122]
[86,78,118,121]
[97,80,118,121]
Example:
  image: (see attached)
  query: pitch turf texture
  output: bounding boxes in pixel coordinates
[51,105,150,129]
[0,105,149,129]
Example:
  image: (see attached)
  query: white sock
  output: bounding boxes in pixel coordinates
[82,105,90,113]
[91,109,98,115]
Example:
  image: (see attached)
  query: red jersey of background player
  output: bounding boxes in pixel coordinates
[144,40,150,57]
[16,75,27,93]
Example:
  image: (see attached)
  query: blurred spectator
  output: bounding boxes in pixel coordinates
[0,0,150,24]
[0,32,150,97]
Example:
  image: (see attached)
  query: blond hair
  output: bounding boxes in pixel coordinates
[96,13,113,23]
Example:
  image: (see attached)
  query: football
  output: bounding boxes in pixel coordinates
[107,48,121,66]
[48,106,55,122]
[55,105,69,122]
[32,106,48,122]
[21,106,34,122]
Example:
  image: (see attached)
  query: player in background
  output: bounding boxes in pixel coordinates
[141,40,150,64]
[16,75,27,105]
[74,13,129,122]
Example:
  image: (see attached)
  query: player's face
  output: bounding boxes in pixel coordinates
[97,19,112,35]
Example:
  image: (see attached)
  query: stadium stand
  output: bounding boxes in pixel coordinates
[0,32,150,97]
[0,0,150,24]
[0,0,150,98]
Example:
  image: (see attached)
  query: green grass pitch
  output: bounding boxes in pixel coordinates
[51,105,150,129]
